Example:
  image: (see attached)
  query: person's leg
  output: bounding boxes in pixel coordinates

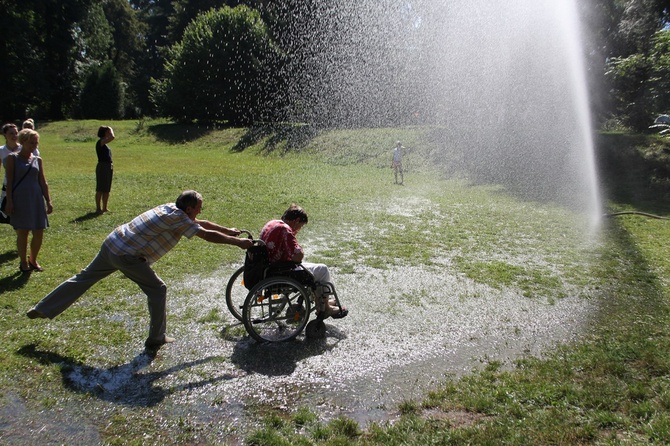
[114,256,168,345]
[31,246,117,318]
[95,191,103,213]
[95,163,104,213]
[399,164,404,184]
[303,262,341,314]
[28,229,44,268]
[99,164,112,213]
[15,229,30,270]
[303,262,331,285]
[101,192,110,212]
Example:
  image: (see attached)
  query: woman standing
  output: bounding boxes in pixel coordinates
[95,125,114,214]
[4,129,53,272]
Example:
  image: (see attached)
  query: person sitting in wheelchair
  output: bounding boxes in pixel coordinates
[260,204,348,319]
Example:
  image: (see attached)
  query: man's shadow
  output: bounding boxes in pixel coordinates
[17,344,235,407]
[0,250,30,291]
[227,322,348,376]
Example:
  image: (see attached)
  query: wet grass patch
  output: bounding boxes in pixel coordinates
[455,258,566,301]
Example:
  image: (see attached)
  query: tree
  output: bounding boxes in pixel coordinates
[79,61,125,119]
[28,0,93,119]
[75,1,147,118]
[76,2,115,65]
[0,3,36,120]
[606,29,670,130]
[0,0,94,121]
[646,30,670,114]
[129,0,175,115]
[617,0,670,54]
[577,0,670,129]
[132,0,273,117]
[152,5,280,125]
[101,0,147,116]
[168,0,228,43]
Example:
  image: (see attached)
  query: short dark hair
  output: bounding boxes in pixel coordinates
[281,204,308,223]
[176,190,202,211]
[2,123,17,135]
[98,126,111,138]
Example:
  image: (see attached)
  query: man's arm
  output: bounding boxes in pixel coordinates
[196,219,242,236]
[195,227,253,249]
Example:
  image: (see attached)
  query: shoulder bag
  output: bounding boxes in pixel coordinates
[0,156,35,224]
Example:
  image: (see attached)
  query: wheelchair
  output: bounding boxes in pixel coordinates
[225,231,345,342]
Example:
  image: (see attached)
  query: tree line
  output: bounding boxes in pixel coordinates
[1,0,669,131]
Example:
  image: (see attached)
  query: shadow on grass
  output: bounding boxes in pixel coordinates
[0,250,31,291]
[146,123,213,144]
[71,211,103,224]
[231,123,318,153]
[0,249,18,265]
[0,270,31,292]
[16,344,235,407]
[228,324,347,376]
[143,121,317,149]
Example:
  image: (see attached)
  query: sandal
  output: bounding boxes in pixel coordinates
[329,306,349,319]
[19,264,32,273]
[28,257,44,272]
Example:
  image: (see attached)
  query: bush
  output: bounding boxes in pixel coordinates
[152,5,281,125]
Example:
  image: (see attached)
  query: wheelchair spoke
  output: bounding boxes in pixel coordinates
[243,277,311,342]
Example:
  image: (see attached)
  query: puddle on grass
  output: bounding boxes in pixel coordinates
[95,260,596,438]
[7,260,600,444]
[7,195,601,444]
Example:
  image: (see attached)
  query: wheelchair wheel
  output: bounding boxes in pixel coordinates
[242,277,311,342]
[225,266,246,321]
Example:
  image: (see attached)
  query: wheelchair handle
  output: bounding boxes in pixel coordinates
[238,230,253,239]
[238,230,265,246]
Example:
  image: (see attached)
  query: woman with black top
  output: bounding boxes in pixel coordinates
[95,126,114,214]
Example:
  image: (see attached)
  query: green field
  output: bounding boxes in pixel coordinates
[1,120,670,445]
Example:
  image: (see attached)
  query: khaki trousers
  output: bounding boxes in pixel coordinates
[33,243,168,344]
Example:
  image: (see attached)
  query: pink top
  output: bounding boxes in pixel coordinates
[259,219,303,263]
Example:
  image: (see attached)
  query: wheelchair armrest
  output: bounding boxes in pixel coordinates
[266,261,301,274]
[265,262,316,288]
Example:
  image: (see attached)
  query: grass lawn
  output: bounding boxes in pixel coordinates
[1,120,670,444]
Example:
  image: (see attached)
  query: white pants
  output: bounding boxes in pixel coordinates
[303,262,333,310]
[303,262,330,285]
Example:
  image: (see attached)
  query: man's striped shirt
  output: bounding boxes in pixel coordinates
[104,203,200,264]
